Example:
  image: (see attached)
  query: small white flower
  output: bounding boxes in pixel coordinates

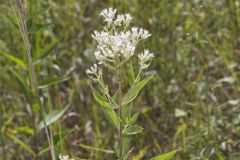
[139,28,151,39]
[114,13,133,26]
[86,64,98,75]
[99,8,117,26]
[59,154,69,160]
[138,49,154,69]
[114,14,125,26]
[92,31,110,44]
[124,13,133,26]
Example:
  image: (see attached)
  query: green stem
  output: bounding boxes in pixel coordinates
[132,68,142,87]
[118,64,123,160]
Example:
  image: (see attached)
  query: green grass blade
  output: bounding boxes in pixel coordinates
[7,133,36,157]
[38,76,70,89]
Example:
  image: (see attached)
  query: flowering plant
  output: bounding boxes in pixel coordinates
[86,8,176,160]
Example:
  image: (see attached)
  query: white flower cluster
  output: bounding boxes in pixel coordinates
[86,8,154,78]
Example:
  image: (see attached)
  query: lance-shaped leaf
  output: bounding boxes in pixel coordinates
[38,103,71,130]
[0,50,27,69]
[8,68,30,101]
[38,76,70,89]
[91,87,120,129]
[122,74,154,105]
[122,125,143,135]
[27,7,50,21]
[92,87,112,109]
[150,150,178,160]
[128,113,139,125]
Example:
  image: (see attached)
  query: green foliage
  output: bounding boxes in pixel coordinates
[151,150,178,160]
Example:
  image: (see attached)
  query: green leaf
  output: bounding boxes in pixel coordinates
[91,86,120,129]
[128,113,139,125]
[7,133,36,157]
[122,125,143,135]
[92,87,112,109]
[8,68,30,100]
[0,50,27,69]
[35,39,60,62]
[122,74,154,105]
[102,108,120,129]
[0,14,19,30]
[16,126,34,135]
[122,104,132,123]
[38,76,70,89]
[38,104,71,130]
[150,150,178,160]
[28,23,53,34]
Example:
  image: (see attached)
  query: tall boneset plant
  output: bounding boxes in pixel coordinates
[86,8,177,160]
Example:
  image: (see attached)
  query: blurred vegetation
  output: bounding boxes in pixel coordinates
[0,0,240,159]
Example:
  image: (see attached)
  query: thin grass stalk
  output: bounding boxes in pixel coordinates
[13,2,38,158]
[14,0,56,159]
[0,104,6,160]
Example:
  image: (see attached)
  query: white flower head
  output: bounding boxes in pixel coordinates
[138,49,154,69]
[114,13,133,26]
[99,8,117,26]
[59,154,69,160]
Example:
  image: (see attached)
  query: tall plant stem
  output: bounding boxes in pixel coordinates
[118,64,123,159]
[14,0,55,159]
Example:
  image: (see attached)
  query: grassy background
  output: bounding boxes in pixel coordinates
[0,0,240,159]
